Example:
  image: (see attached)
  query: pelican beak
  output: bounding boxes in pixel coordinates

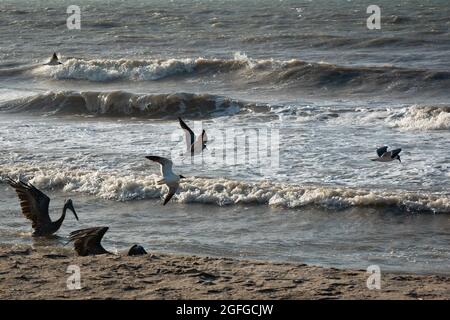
[67,202,79,221]
[398,156,401,163]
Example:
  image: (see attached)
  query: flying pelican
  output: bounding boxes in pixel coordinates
[6,178,79,237]
[145,156,185,205]
[68,227,111,256]
[371,146,402,163]
[178,117,207,156]
[46,52,62,66]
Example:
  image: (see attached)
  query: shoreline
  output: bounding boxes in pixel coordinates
[0,245,448,300]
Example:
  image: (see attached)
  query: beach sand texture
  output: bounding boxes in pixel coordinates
[0,245,448,300]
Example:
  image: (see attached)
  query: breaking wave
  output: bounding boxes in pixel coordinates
[1,164,449,214]
[0,90,245,119]
[34,55,249,81]
[26,54,450,95]
[389,105,450,131]
[2,91,450,132]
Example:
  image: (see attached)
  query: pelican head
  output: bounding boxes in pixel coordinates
[64,199,79,221]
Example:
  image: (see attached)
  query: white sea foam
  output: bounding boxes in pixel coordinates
[1,164,449,213]
[389,105,450,131]
[33,54,253,82]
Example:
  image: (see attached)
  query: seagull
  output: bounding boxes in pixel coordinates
[46,52,62,66]
[145,156,185,205]
[68,227,111,256]
[178,117,207,156]
[371,146,402,162]
[6,178,79,236]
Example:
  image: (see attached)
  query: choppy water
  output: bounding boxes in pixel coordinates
[0,0,449,274]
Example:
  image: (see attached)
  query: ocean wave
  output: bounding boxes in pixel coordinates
[389,105,450,131]
[1,164,449,214]
[0,91,244,118]
[2,91,450,131]
[34,55,249,82]
[0,64,37,77]
[28,54,450,95]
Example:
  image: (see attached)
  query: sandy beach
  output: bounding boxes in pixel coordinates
[0,245,448,300]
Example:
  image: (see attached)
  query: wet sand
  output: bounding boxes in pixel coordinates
[0,245,448,300]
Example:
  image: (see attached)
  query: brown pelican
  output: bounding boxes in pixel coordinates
[128,244,147,256]
[179,117,207,156]
[6,178,79,237]
[371,146,402,163]
[145,156,186,205]
[68,227,111,256]
[69,227,148,256]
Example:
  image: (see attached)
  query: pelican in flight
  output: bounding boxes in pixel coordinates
[46,52,62,66]
[68,227,111,256]
[145,156,185,205]
[179,117,207,156]
[371,146,402,163]
[6,178,79,236]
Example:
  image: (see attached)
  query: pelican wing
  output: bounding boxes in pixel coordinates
[145,156,174,177]
[69,227,109,256]
[163,184,179,206]
[6,178,51,228]
[179,117,195,150]
[390,148,402,158]
[376,146,388,157]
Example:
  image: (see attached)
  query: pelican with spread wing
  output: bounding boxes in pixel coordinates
[7,178,79,236]
[371,146,402,163]
[68,227,111,256]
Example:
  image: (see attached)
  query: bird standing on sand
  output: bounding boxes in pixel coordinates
[6,178,79,236]
[145,156,185,205]
[178,117,207,156]
[68,227,111,256]
[371,146,402,163]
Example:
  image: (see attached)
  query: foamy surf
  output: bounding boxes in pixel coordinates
[23,55,450,97]
[389,105,450,131]
[33,55,250,82]
[1,164,449,213]
[1,91,449,132]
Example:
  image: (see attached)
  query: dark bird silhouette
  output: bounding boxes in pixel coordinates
[68,227,111,256]
[128,244,148,256]
[47,52,62,65]
[371,146,402,163]
[178,117,207,156]
[6,178,79,236]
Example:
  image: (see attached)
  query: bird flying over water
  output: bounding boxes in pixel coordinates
[371,146,402,163]
[145,156,185,205]
[68,227,111,256]
[6,178,79,236]
[178,117,207,156]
